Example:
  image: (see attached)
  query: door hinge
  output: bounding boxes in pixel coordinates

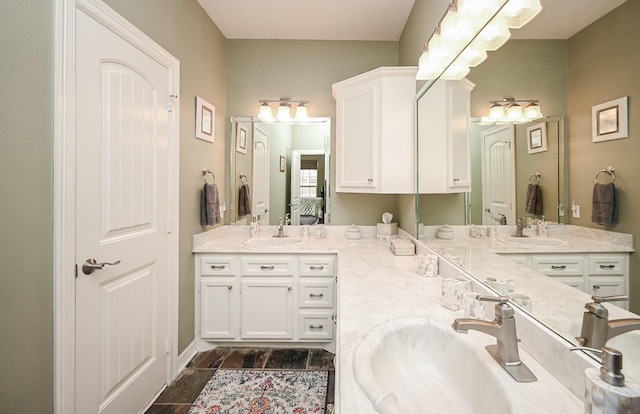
[75,264,78,278]
[166,218,172,233]
[166,339,172,355]
[168,94,178,112]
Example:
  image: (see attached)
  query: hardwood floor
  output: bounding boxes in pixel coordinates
[145,347,335,413]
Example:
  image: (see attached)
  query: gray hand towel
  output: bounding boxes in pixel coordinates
[525,184,543,216]
[592,182,617,225]
[200,182,221,226]
[238,184,252,216]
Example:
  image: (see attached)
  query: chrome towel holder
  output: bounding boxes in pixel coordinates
[595,167,615,183]
[202,168,215,183]
[529,172,541,185]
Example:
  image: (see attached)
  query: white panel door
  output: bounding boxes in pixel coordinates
[75,9,171,414]
[290,150,301,225]
[481,125,515,225]
[241,280,294,339]
[252,125,270,224]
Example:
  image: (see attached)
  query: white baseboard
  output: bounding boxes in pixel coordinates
[177,340,198,376]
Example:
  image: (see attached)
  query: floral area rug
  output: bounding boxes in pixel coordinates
[188,369,329,414]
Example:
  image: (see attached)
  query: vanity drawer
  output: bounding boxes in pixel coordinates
[299,255,336,277]
[298,312,334,340]
[241,256,294,276]
[299,280,334,308]
[531,255,584,276]
[589,255,625,276]
[200,256,236,276]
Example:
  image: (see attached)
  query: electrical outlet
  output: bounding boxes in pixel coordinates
[572,203,580,218]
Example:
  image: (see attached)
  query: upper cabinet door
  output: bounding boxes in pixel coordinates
[333,67,417,194]
[418,78,475,194]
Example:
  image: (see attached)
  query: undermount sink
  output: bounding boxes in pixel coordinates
[497,236,571,249]
[243,237,305,248]
[354,316,512,414]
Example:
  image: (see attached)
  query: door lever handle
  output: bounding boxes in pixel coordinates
[82,258,121,275]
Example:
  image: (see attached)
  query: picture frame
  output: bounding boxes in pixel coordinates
[279,155,286,172]
[236,124,247,154]
[592,96,628,142]
[195,96,215,143]
[527,122,547,154]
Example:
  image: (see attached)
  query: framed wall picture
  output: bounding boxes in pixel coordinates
[527,122,547,154]
[195,96,215,143]
[279,155,286,172]
[592,96,628,142]
[236,124,247,154]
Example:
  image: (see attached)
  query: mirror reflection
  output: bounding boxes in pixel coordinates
[228,117,331,226]
[467,115,566,225]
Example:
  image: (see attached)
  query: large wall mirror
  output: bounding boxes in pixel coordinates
[415,3,640,382]
[227,117,331,226]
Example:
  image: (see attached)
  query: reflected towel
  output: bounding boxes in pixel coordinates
[238,184,252,216]
[200,182,221,226]
[525,184,543,216]
[592,182,617,225]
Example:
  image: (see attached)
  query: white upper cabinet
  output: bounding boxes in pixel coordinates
[418,78,475,193]
[333,67,417,193]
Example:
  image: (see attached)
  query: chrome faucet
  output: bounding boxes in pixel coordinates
[512,217,530,238]
[452,295,537,382]
[576,295,640,349]
[273,217,289,238]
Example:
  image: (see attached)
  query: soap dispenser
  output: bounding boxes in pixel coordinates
[571,346,640,413]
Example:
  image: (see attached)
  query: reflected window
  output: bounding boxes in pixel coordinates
[300,160,318,197]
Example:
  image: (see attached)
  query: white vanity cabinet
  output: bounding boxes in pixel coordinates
[417,78,475,193]
[500,252,629,308]
[332,66,417,194]
[195,252,337,347]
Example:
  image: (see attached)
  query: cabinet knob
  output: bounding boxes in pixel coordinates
[287,286,292,291]
[228,285,232,290]
[594,285,601,290]
[367,178,373,182]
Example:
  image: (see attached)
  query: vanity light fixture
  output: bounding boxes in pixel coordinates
[480,98,543,125]
[416,0,542,81]
[256,98,310,123]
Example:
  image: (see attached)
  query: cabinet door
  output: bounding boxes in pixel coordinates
[448,81,472,190]
[200,279,237,339]
[335,81,377,190]
[241,280,293,339]
[588,277,626,299]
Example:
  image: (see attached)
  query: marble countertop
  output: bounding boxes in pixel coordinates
[192,224,637,413]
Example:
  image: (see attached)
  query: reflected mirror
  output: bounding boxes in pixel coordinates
[227,117,331,226]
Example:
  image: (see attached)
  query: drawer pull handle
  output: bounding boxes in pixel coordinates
[309,293,324,298]
[600,264,616,269]
[210,265,225,270]
[551,265,566,270]
[260,265,275,270]
[309,265,325,271]
[309,324,324,329]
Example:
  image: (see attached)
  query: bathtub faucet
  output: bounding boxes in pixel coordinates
[576,295,640,349]
[452,295,537,382]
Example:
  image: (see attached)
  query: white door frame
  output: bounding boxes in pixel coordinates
[480,124,515,225]
[53,1,180,413]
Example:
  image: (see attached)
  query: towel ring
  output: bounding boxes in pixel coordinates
[529,173,541,185]
[594,168,615,184]
[239,174,248,184]
[202,169,215,184]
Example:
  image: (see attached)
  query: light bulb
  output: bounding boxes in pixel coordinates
[257,102,274,122]
[524,102,543,120]
[506,103,523,120]
[276,102,292,122]
[489,102,505,121]
[294,102,309,122]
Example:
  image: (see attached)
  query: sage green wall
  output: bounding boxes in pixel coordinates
[0,1,54,412]
[1,1,225,411]
[567,1,640,313]
[103,0,227,354]
[398,0,450,66]
[225,40,402,225]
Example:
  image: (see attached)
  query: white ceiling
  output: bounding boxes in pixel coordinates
[198,0,627,41]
